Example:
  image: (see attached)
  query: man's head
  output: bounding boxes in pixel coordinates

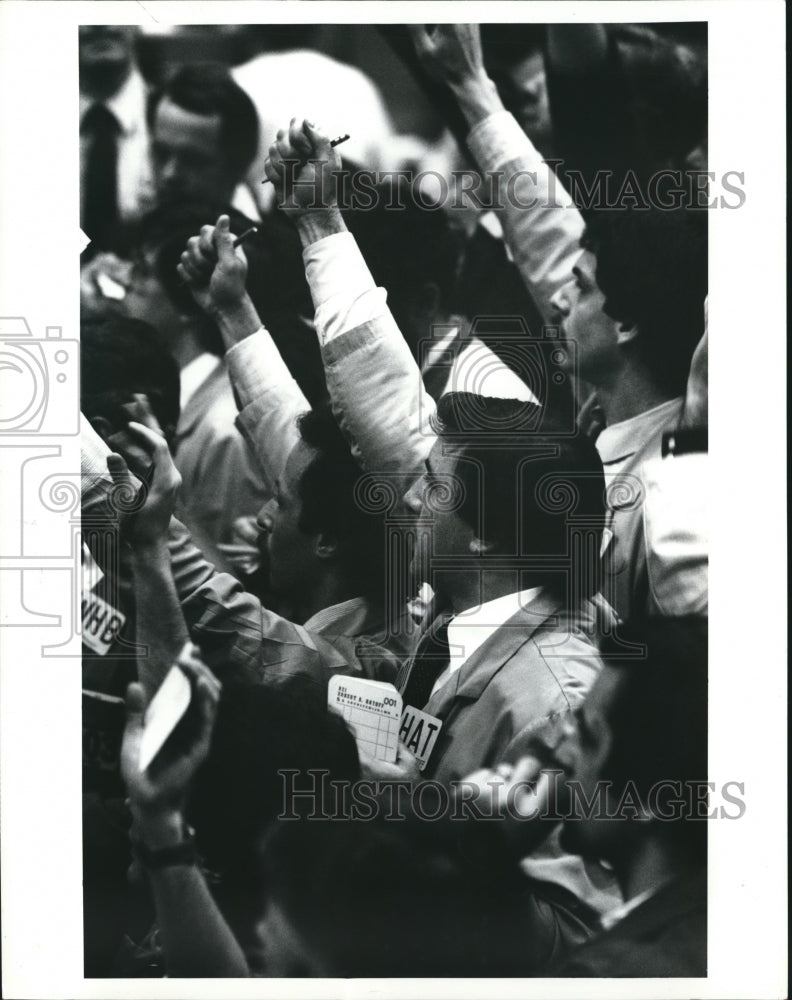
[342,183,464,354]
[147,63,259,208]
[80,315,180,447]
[256,403,385,612]
[554,617,708,869]
[256,814,529,976]
[79,26,136,98]
[551,208,707,396]
[481,25,553,151]
[404,393,606,604]
[122,203,227,355]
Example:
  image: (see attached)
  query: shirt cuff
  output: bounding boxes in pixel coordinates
[80,412,112,481]
[303,231,388,344]
[467,110,545,174]
[226,328,290,409]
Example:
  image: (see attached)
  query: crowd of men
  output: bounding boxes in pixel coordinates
[79,22,709,978]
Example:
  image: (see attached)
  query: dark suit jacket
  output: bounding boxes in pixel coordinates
[551,872,707,977]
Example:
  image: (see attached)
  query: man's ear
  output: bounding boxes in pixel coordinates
[469,536,497,555]
[315,532,340,561]
[615,321,639,346]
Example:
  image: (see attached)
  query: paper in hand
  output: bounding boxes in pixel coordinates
[328,675,402,763]
[138,657,192,772]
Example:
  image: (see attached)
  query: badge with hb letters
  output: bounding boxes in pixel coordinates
[82,591,126,656]
[399,706,443,771]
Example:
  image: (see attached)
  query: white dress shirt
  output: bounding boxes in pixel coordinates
[304,231,537,402]
[596,398,684,477]
[79,67,155,224]
[179,353,221,411]
[431,587,544,697]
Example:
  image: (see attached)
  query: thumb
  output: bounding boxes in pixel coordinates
[125,681,146,727]
[213,214,236,263]
[106,452,132,486]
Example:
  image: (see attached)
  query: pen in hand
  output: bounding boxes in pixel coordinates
[261,133,350,184]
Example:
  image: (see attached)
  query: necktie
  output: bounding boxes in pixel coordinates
[82,103,121,251]
[400,616,452,710]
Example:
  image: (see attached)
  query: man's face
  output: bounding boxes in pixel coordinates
[253,898,326,977]
[256,440,321,603]
[403,438,475,600]
[79,26,134,76]
[151,98,237,207]
[491,52,553,149]
[551,250,625,388]
[552,667,632,860]
[122,248,183,343]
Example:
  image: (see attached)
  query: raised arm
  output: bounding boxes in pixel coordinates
[106,423,190,701]
[121,647,250,977]
[264,118,436,479]
[179,216,309,493]
[410,24,584,323]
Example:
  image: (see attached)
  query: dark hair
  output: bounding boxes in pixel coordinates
[134,202,315,358]
[600,617,708,861]
[432,393,606,597]
[187,676,360,947]
[342,181,464,349]
[261,814,531,976]
[481,23,546,63]
[612,24,708,167]
[296,404,386,601]
[147,62,259,180]
[80,315,180,439]
[580,207,707,396]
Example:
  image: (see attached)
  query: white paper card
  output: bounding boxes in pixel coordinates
[328,675,402,763]
[138,664,192,772]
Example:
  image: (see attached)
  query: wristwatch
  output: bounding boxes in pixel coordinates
[132,822,198,870]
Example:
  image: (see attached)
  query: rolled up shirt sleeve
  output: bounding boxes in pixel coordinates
[466,110,585,323]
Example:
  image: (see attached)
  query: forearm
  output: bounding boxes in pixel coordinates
[225,330,308,491]
[137,811,249,977]
[132,539,189,699]
[295,214,435,475]
[447,71,505,130]
[465,111,584,323]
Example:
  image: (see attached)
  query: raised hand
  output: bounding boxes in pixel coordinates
[178,215,248,319]
[122,643,221,835]
[106,420,181,548]
[408,24,487,88]
[264,117,343,217]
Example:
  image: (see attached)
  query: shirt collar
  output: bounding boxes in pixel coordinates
[447,587,544,666]
[599,886,658,932]
[303,597,370,635]
[179,353,221,411]
[80,66,146,136]
[596,398,683,466]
